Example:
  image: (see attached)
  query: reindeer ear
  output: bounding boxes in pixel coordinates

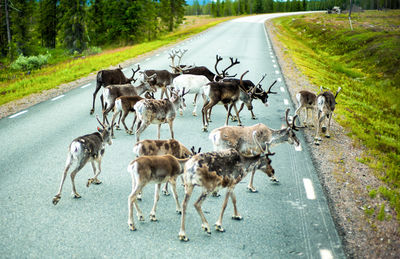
[97,126,103,133]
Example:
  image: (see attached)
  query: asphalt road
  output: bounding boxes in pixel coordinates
[0,13,345,258]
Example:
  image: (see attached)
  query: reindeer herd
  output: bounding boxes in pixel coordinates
[52,49,341,241]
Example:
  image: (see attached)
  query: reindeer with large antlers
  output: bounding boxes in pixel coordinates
[209,109,302,193]
[52,116,113,205]
[178,132,275,242]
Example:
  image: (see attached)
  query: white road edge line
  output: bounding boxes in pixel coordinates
[9,110,28,119]
[81,84,91,89]
[303,178,316,200]
[280,87,285,92]
[320,249,333,259]
[51,95,65,101]
[284,99,289,105]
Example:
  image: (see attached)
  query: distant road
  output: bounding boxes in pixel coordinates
[0,12,344,258]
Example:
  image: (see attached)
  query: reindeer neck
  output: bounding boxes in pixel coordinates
[240,155,261,176]
[269,128,289,146]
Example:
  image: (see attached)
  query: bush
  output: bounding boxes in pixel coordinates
[11,53,51,71]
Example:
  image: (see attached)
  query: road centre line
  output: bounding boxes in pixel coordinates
[320,249,333,259]
[9,110,28,119]
[51,95,65,101]
[303,178,316,200]
[81,83,91,89]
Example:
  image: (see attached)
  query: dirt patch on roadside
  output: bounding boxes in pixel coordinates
[265,20,399,258]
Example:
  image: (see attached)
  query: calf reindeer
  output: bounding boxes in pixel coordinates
[52,116,112,205]
[314,87,342,145]
[134,89,189,141]
[127,155,189,231]
[295,90,317,127]
[209,108,301,192]
[178,133,275,242]
[133,139,200,196]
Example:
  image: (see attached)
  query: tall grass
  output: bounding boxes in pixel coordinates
[271,10,400,221]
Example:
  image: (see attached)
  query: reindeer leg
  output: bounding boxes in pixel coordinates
[325,114,332,138]
[129,112,137,135]
[149,184,161,221]
[233,103,242,126]
[168,120,174,139]
[87,159,102,187]
[135,121,149,142]
[70,156,90,199]
[52,154,72,205]
[225,104,234,126]
[91,85,101,115]
[230,190,242,220]
[194,191,211,235]
[120,111,130,134]
[247,168,258,193]
[162,182,170,196]
[157,124,162,139]
[215,189,231,232]
[179,184,194,241]
[110,111,121,138]
[170,179,182,214]
[128,180,144,231]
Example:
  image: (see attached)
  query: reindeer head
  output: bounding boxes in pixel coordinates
[283,109,302,151]
[255,79,277,107]
[140,73,157,92]
[96,115,113,146]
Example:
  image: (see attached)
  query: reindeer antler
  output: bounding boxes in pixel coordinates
[214,55,224,76]
[266,80,278,94]
[222,57,240,78]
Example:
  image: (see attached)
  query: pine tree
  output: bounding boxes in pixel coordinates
[38,0,57,48]
[58,0,87,53]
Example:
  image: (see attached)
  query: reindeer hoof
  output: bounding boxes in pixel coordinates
[192,112,197,116]
[129,224,136,231]
[211,191,220,197]
[179,234,189,242]
[138,215,145,221]
[215,224,225,232]
[247,187,258,193]
[202,224,211,234]
[321,126,327,133]
[149,214,157,222]
[52,196,60,205]
[314,140,320,146]
[270,176,279,183]
[232,215,242,220]
[73,193,81,199]
[116,126,121,130]
[251,116,257,120]
[325,135,331,138]
[176,209,182,215]
[202,127,208,132]
[90,109,94,115]
[162,190,170,196]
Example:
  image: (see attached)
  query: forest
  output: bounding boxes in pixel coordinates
[1,0,399,67]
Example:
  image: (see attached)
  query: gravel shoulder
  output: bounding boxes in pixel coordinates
[265,20,400,259]
[1,21,399,259]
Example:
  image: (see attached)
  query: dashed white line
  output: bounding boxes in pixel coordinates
[273,64,277,68]
[145,58,151,61]
[284,99,289,105]
[51,95,65,101]
[320,249,333,259]
[156,54,160,57]
[81,84,91,89]
[9,110,28,119]
[272,60,276,63]
[277,78,282,82]
[275,70,280,74]
[280,87,285,92]
[303,178,316,200]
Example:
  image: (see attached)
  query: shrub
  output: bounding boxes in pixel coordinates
[11,53,51,71]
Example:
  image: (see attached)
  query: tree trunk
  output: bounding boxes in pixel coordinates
[5,0,12,56]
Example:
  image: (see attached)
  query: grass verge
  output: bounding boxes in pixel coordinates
[271,10,400,222]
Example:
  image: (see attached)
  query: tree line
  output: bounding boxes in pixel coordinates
[1,0,186,61]
[186,0,400,17]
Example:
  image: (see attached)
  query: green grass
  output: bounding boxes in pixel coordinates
[0,16,233,106]
[271,11,400,222]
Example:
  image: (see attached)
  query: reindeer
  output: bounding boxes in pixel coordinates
[109,92,155,138]
[178,132,275,242]
[169,49,193,73]
[209,109,302,193]
[91,65,140,115]
[134,89,189,141]
[142,70,181,99]
[52,116,112,205]
[295,90,317,127]
[127,154,189,231]
[201,71,251,132]
[314,87,342,145]
[172,74,210,116]
[133,139,201,197]
[102,74,157,124]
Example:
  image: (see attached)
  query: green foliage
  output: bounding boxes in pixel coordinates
[377,204,386,221]
[369,189,378,199]
[10,53,51,71]
[271,10,400,222]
